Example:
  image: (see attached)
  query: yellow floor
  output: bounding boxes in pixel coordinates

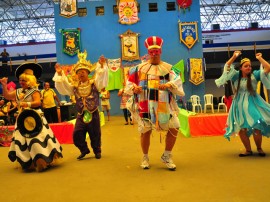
[1,116,270,202]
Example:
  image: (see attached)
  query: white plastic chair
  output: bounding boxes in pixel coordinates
[218,96,227,112]
[204,94,214,113]
[190,95,202,113]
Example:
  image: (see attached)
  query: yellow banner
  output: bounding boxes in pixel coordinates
[188,58,204,85]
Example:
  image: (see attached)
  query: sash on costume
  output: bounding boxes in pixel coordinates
[187,58,204,85]
[16,88,39,102]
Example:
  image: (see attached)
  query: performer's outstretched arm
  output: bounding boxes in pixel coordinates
[256,53,270,74]
[52,63,74,96]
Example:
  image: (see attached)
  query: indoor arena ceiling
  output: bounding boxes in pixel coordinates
[0,0,270,44]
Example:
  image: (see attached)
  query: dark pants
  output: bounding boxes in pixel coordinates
[43,106,58,123]
[123,108,132,122]
[73,110,101,154]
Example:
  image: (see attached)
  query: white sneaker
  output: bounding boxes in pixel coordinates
[140,156,150,169]
[161,154,176,170]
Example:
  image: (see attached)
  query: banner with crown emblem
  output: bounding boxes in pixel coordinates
[62,28,81,56]
[179,22,198,49]
[118,0,139,25]
[187,58,205,85]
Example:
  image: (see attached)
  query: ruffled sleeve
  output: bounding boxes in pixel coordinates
[94,62,109,91]
[52,71,74,96]
[167,69,185,97]
[260,64,270,89]
[215,64,237,87]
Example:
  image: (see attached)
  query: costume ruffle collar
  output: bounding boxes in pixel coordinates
[138,61,172,76]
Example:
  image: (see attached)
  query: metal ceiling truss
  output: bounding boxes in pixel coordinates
[0,0,55,43]
[0,0,270,44]
[200,0,270,30]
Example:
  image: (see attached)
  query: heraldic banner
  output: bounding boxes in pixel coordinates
[179,22,198,49]
[187,58,204,85]
[118,0,139,25]
[59,0,78,18]
[62,28,81,56]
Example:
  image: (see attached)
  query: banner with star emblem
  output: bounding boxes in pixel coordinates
[62,28,81,56]
[179,22,198,49]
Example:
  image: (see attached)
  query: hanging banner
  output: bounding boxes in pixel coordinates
[173,59,185,83]
[62,28,81,56]
[179,22,198,49]
[187,58,204,85]
[108,58,121,72]
[107,58,124,90]
[118,0,139,25]
[59,0,78,18]
[120,29,140,61]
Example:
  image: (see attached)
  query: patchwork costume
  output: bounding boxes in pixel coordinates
[126,62,185,133]
[126,36,184,133]
[125,36,185,170]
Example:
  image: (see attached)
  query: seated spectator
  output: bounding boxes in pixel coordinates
[5,82,18,125]
[0,99,8,125]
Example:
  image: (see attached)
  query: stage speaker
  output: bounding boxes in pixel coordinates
[211,24,220,30]
[60,104,77,121]
[249,22,258,29]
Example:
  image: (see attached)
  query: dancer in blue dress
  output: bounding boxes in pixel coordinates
[216,51,270,157]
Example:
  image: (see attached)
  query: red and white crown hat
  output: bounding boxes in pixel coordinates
[144,36,163,50]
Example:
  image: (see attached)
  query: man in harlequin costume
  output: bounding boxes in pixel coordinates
[125,36,185,170]
[53,51,108,160]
